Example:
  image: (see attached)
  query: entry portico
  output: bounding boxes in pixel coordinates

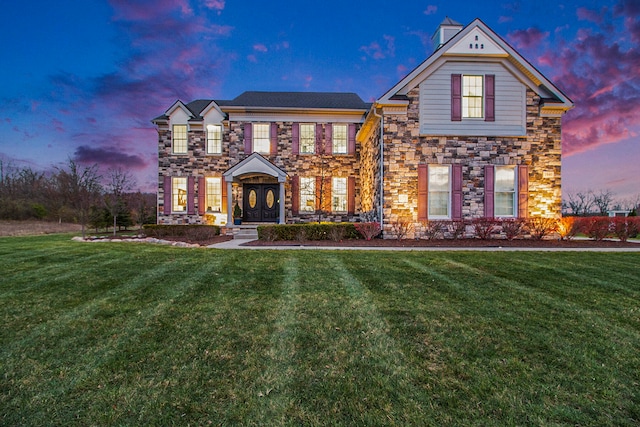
[222,153,288,225]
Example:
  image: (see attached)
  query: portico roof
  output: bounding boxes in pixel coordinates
[222,153,288,183]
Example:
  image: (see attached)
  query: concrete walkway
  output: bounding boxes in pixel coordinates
[208,238,640,252]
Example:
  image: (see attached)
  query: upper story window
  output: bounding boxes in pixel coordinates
[332,124,347,154]
[299,177,315,212]
[462,75,483,118]
[300,124,315,154]
[172,124,188,154]
[205,177,222,212]
[253,123,270,154]
[172,177,187,213]
[495,166,516,217]
[332,177,347,212]
[206,124,222,154]
[428,165,451,219]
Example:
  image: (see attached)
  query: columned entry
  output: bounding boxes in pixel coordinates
[243,184,279,222]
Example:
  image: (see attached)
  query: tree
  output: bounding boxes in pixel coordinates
[54,159,102,239]
[105,168,135,236]
[593,189,614,216]
[564,190,594,216]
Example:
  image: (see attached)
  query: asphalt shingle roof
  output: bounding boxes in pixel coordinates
[218,91,369,110]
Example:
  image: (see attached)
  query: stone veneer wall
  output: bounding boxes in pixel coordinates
[158,122,362,225]
[380,87,562,238]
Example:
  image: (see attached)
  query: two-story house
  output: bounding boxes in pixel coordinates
[153,18,573,237]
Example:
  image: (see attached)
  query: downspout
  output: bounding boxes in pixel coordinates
[371,106,384,227]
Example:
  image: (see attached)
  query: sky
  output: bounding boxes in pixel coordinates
[0,0,638,204]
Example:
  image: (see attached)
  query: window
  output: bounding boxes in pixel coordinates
[206,124,222,154]
[172,177,187,212]
[300,124,315,154]
[205,177,222,212]
[332,177,347,212]
[253,123,270,153]
[428,165,450,218]
[299,177,315,212]
[172,124,187,154]
[495,166,516,216]
[332,124,347,154]
[462,75,483,118]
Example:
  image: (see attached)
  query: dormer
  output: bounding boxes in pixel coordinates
[431,17,463,51]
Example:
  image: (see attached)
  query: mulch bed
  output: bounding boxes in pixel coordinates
[243,238,639,248]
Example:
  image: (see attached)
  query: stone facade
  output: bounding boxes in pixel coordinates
[158,121,362,225]
[360,87,563,238]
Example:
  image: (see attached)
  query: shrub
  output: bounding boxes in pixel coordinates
[390,217,413,240]
[446,220,466,240]
[354,222,381,241]
[527,217,557,240]
[556,217,581,241]
[421,220,446,240]
[142,224,220,241]
[611,217,639,242]
[500,218,526,240]
[583,217,611,241]
[257,223,359,241]
[471,217,498,240]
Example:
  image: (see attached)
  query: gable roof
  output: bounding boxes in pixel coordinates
[219,91,370,110]
[378,18,573,111]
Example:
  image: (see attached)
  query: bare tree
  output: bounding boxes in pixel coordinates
[593,189,614,216]
[564,190,594,216]
[54,159,102,239]
[105,168,135,236]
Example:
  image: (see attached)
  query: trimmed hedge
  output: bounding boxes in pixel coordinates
[142,224,220,242]
[257,222,360,241]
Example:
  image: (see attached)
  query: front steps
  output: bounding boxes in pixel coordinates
[229,224,259,240]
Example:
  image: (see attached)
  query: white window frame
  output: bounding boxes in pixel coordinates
[299,177,315,212]
[332,124,347,154]
[205,177,222,212]
[172,177,187,213]
[428,165,451,219]
[206,124,222,155]
[300,124,315,154]
[331,177,347,212]
[462,75,484,119]
[495,166,517,217]
[172,124,188,154]
[252,123,270,154]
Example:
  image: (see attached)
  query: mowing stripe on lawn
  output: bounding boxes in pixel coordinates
[247,255,301,424]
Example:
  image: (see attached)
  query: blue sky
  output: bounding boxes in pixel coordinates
[0,0,638,204]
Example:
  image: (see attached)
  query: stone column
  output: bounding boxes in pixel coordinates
[279,181,285,224]
[226,180,233,225]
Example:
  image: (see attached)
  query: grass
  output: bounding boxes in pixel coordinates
[1,234,639,426]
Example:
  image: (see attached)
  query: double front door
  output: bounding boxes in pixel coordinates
[243,184,279,222]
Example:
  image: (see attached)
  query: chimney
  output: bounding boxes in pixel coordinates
[431,17,463,51]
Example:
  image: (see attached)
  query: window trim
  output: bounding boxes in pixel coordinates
[494,165,517,217]
[299,177,316,213]
[172,124,188,154]
[331,177,347,212]
[299,123,316,155]
[428,165,451,219]
[332,124,348,155]
[252,123,270,154]
[172,177,188,214]
[462,75,484,119]
[205,177,222,213]
[206,124,222,155]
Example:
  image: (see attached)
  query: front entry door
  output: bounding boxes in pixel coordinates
[243,184,279,222]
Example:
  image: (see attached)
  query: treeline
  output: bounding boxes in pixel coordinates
[0,159,156,236]
[562,189,639,216]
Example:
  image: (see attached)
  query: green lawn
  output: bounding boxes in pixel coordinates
[1,235,639,426]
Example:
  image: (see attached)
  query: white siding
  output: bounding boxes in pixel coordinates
[419,62,526,136]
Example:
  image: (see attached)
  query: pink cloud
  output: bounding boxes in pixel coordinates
[507,27,549,50]
[498,16,513,24]
[204,0,225,12]
[576,7,605,23]
[423,5,437,15]
[253,43,268,53]
[360,35,395,60]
